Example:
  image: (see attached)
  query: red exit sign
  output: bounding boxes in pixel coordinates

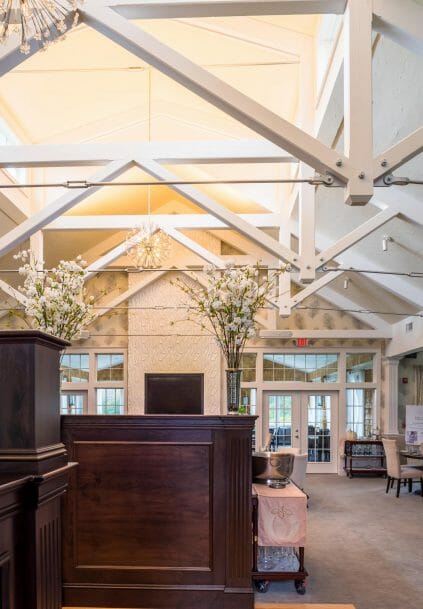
[296,338,308,347]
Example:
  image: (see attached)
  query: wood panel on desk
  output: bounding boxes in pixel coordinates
[61,415,256,609]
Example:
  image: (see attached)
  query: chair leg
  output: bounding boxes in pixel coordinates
[386,476,391,493]
[408,478,412,493]
[396,478,401,497]
[390,478,395,488]
[403,479,407,487]
[420,478,423,497]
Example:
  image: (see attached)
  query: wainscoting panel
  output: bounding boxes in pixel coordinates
[61,415,255,609]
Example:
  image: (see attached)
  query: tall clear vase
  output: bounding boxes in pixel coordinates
[226,368,242,414]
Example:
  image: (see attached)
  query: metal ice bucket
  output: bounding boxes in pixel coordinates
[252,451,294,486]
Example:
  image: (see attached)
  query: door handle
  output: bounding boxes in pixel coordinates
[295,435,299,439]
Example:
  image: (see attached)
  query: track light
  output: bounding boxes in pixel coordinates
[382,235,393,251]
[343,278,349,289]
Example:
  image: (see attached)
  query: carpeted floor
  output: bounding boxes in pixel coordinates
[256,474,423,609]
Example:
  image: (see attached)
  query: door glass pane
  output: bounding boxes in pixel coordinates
[268,395,292,450]
[308,395,331,462]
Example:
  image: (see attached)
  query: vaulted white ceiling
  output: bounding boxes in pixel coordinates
[0,0,422,353]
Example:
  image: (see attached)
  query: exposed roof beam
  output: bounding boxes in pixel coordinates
[47,213,281,231]
[315,207,398,268]
[281,270,340,313]
[106,0,347,19]
[82,4,351,181]
[137,159,299,266]
[374,128,423,181]
[0,140,294,168]
[0,279,26,305]
[343,0,373,205]
[372,0,423,57]
[0,159,133,259]
[319,286,392,333]
[314,230,423,308]
[373,186,423,228]
[159,225,224,267]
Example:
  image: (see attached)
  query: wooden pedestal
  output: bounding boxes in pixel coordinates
[0,330,69,474]
[61,415,256,609]
[0,330,74,609]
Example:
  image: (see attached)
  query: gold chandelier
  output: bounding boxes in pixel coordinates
[0,1,82,54]
[126,214,172,270]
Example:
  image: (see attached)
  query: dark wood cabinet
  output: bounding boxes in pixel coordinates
[61,414,256,609]
[344,440,386,478]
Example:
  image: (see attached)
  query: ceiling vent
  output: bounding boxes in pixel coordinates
[405,322,414,334]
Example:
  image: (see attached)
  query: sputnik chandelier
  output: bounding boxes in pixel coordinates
[0,0,82,54]
[125,208,172,270]
[125,68,172,270]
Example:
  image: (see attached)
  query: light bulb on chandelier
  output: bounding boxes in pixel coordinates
[0,1,82,55]
[126,211,172,270]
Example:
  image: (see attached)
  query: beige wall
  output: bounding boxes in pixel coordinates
[127,271,222,414]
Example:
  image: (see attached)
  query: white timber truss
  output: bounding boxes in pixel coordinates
[0,0,422,340]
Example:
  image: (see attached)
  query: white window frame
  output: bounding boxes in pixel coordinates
[241,347,381,473]
[61,348,127,414]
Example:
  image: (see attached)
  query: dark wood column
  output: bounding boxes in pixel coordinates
[0,330,69,475]
[0,330,74,609]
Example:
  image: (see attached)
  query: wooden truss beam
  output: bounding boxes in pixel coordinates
[0,159,133,259]
[343,0,373,205]
[48,213,281,231]
[82,3,351,182]
[0,140,294,168]
[315,207,398,268]
[137,159,300,267]
[374,128,423,181]
[105,0,347,19]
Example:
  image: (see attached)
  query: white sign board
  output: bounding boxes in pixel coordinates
[405,405,423,444]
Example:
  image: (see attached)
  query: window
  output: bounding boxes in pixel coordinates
[240,352,257,382]
[0,117,27,183]
[60,350,126,414]
[96,388,125,415]
[346,353,374,382]
[263,353,338,382]
[346,389,375,438]
[96,353,124,382]
[60,393,86,415]
[61,353,89,383]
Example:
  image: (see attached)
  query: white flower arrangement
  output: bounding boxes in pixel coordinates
[175,265,285,369]
[13,250,95,341]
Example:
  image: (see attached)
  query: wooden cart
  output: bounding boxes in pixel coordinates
[252,484,308,595]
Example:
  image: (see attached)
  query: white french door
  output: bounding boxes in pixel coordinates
[263,391,339,473]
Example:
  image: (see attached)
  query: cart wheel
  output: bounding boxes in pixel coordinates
[295,580,306,595]
[255,580,269,593]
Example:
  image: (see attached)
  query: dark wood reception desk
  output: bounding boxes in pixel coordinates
[61,414,256,609]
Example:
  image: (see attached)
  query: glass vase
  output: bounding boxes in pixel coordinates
[226,368,242,414]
